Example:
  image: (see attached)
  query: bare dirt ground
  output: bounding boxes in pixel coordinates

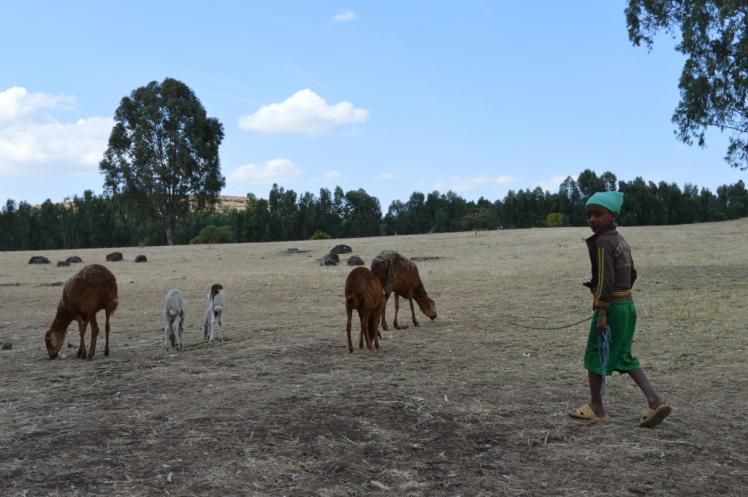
[1,220,747,496]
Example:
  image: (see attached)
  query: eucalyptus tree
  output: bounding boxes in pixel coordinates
[100,78,225,245]
[627,1,748,169]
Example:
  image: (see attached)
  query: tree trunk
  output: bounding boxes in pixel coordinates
[165,225,174,246]
[165,214,175,245]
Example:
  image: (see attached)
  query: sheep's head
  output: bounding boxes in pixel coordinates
[45,328,65,359]
[415,289,437,320]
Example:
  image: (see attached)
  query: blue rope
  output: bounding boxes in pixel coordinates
[598,325,612,397]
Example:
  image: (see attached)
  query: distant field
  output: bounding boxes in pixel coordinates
[1,219,747,496]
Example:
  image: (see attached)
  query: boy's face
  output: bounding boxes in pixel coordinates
[586,204,617,233]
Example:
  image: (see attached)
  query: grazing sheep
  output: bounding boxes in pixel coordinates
[202,284,225,344]
[164,289,187,351]
[344,267,385,353]
[44,264,118,359]
[370,250,437,330]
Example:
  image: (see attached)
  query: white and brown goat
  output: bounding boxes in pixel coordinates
[202,284,225,343]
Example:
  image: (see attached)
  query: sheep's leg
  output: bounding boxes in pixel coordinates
[380,292,390,331]
[358,312,366,349]
[361,311,373,350]
[174,316,181,351]
[218,313,224,343]
[173,315,181,349]
[369,313,379,350]
[208,314,215,344]
[179,311,184,350]
[104,310,111,357]
[346,303,354,353]
[202,309,210,340]
[87,314,99,359]
[408,294,419,327]
[77,320,88,358]
[164,318,171,351]
[214,312,222,344]
[393,294,403,329]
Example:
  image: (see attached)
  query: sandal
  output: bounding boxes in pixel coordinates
[639,402,671,428]
[569,404,609,421]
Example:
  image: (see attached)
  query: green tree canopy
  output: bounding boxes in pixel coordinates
[626,1,748,169]
[99,78,225,245]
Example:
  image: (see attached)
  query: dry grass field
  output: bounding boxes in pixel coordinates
[1,219,747,496]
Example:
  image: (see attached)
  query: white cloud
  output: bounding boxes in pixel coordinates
[430,175,515,192]
[331,9,357,22]
[0,86,75,124]
[377,172,398,181]
[0,86,112,177]
[323,169,342,180]
[238,89,369,135]
[228,158,302,185]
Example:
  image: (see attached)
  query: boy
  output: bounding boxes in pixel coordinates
[570,191,671,427]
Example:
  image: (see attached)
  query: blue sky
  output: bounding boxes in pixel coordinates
[1,1,744,210]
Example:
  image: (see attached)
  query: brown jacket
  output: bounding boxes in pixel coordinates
[584,228,637,309]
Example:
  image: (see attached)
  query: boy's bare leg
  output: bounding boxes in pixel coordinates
[628,368,663,408]
[588,372,606,417]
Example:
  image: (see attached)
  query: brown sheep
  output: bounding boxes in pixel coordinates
[370,250,437,330]
[344,267,385,353]
[44,264,118,359]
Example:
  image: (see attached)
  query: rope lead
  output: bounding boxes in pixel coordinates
[598,325,612,397]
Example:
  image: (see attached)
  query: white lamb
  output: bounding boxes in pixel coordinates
[202,284,225,344]
[164,289,187,350]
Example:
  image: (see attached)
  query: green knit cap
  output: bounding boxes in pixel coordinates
[586,191,624,214]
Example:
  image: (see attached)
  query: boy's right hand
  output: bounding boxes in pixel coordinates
[597,309,608,333]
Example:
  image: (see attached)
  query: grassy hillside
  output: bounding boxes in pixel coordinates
[1,219,747,496]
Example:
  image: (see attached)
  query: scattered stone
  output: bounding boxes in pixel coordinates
[410,256,444,262]
[347,255,365,266]
[28,256,50,264]
[134,255,148,263]
[57,260,70,267]
[65,256,83,264]
[1,343,12,351]
[106,252,123,262]
[321,253,339,266]
[285,248,310,254]
[330,244,352,255]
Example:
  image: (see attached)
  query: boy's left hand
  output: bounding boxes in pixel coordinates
[597,310,608,333]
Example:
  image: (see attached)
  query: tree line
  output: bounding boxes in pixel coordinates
[1,169,746,251]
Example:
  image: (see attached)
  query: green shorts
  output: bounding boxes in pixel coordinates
[584,301,641,376]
